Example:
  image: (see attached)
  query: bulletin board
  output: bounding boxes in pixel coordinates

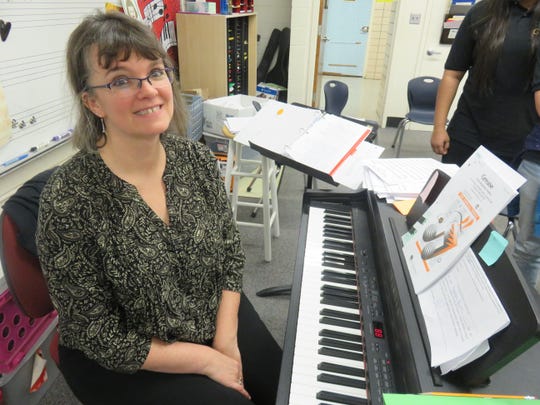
[0,0,121,176]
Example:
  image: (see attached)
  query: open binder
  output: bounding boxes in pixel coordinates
[240,100,383,190]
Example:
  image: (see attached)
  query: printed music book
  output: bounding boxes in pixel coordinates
[399,147,527,373]
[401,146,525,294]
[236,100,384,190]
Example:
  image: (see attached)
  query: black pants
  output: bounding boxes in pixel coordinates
[442,138,517,168]
[59,294,282,405]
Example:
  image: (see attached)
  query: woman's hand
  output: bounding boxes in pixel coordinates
[431,127,450,155]
[204,348,251,400]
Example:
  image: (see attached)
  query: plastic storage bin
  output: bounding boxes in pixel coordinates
[0,290,56,376]
[182,93,203,142]
[0,319,59,405]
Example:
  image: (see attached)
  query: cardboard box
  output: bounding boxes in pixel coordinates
[203,95,265,135]
[256,82,287,100]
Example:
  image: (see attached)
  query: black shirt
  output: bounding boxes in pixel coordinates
[445,0,538,160]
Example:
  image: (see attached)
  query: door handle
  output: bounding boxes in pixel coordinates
[427,49,442,56]
[322,35,329,42]
[361,26,369,33]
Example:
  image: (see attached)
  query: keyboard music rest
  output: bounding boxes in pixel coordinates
[366,191,540,391]
[277,190,395,405]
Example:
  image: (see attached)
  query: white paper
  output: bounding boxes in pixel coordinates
[417,249,509,369]
[362,158,459,201]
[402,146,525,293]
[236,100,384,189]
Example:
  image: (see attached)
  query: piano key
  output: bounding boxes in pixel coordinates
[321,297,360,310]
[318,373,367,389]
[319,347,363,362]
[291,373,367,399]
[318,362,366,378]
[316,390,367,405]
[318,337,363,352]
[319,329,363,343]
[288,206,368,405]
[319,308,360,321]
[320,317,361,331]
[322,270,356,279]
[322,274,357,286]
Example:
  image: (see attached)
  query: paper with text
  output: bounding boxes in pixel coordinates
[237,100,384,189]
[417,249,509,370]
[402,146,525,293]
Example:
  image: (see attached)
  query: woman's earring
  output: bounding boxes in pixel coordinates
[100,117,106,134]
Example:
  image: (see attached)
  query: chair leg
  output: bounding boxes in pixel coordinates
[393,119,409,158]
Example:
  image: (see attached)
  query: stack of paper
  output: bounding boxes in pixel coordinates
[401,146,526,373]
[362,158,459,202]
[236,100,385,190]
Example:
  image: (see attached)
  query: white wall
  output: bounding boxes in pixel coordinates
[254,0,292,66]
[288,0,456,125]
[378,0,453,127]
[288,0,320,105]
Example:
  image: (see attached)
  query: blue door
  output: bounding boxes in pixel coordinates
[322,0,372,77]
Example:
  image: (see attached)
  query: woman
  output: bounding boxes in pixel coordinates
[431,0,540,167]
[36,11,281,405]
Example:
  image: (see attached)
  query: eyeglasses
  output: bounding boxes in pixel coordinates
[85,67,174,97]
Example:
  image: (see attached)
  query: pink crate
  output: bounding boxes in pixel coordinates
[0,290,56,374]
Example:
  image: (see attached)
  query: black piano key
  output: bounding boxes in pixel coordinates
[323,260,356,271]
[321,285,358,299]
[322,274,357,286]
[321,297,359,310]
[317,373,367,389]
[320,292,358,305]
[320,308,360,321]
[324,216,352,226]
[320,316,361,331]
[322,270,356,280]
[318,361,366,378]
[319,337,363,352]
[317,390,367,405]
[323,228,353,240]
[324,240,354,252]
[319,329,362,343]
[319,347,363,361]
[322,251,355,264]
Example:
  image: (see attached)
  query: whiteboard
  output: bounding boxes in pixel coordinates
[0,0,121,175]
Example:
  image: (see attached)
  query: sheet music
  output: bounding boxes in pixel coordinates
[239,100,384,189]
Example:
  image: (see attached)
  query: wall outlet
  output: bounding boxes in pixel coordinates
[409,13,421,25]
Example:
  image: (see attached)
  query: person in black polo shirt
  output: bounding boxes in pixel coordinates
[431,0,540,168]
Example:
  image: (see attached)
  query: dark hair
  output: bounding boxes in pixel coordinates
[66,11,187,152]
[472,0,540,94]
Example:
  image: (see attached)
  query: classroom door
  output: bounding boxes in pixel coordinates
[413,0,464,117]
[414,0,451,77]
[322,0,372,77]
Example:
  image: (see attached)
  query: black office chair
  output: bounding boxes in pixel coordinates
[392,76,441,157]
[323,80,349,115]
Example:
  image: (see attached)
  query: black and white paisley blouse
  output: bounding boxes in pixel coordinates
[36,134,245,373]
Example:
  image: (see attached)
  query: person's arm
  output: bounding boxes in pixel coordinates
[142,334,250,399]
[431,69,466,155]
[535,90,540,117]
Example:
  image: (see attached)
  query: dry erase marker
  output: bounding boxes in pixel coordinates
[29,142,49,153]
[1,153,29,167]
[51,129,73,142]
